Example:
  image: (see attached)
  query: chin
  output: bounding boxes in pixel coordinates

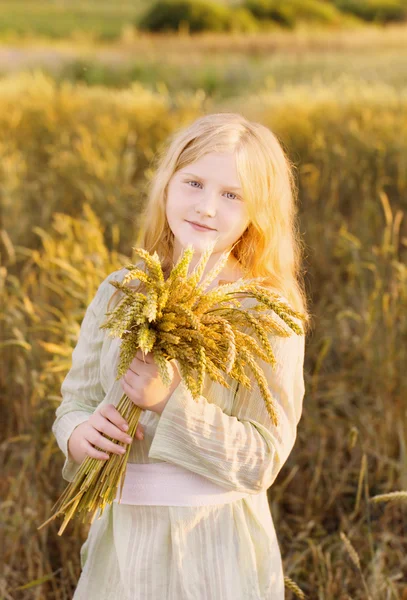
[175,234,215,253]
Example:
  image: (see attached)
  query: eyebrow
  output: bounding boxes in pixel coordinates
[181,172,242,192]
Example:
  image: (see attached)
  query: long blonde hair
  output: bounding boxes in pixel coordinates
[114,113,311,333]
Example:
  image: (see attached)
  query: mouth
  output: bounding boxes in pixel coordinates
[186,220,216,232]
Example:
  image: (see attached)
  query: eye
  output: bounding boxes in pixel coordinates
[186,181,240,200]
[187,180,202,189]
[225,192,238,200]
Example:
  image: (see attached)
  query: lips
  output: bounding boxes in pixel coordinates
[186,220,216,231]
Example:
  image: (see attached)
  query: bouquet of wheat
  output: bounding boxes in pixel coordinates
[38,240,306,535]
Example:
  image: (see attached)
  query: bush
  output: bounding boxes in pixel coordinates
[138,0,233,33]
[333,0,407,23]
[244,0,343,28]
[227,7,260,33]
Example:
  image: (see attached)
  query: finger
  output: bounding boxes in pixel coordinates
[83,439,110,461]
[123,370,138,388]
[121,378,140,404]
[135,348,147,362]
[99,404,132,436]
[88,429,128,456]
[135,349,154,364]
[92,413,133,446]
[135,423,145,440]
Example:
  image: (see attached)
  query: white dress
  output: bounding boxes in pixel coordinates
[52,268,306,600]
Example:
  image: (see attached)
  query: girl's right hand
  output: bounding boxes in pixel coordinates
[67,403,145,465]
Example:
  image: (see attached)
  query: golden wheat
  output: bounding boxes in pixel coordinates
[37,238,307,534]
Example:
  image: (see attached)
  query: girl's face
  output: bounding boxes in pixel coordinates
[165,152,250,267]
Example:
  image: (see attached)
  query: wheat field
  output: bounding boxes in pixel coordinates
[1,23,406,600]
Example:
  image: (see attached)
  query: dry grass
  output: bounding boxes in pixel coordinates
[2,21,407,53]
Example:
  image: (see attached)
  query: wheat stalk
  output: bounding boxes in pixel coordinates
[369,490,407,503]
[340,532,373,599]
[38,239,307,534]
[284,575,307,599]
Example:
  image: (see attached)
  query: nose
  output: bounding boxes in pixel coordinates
[195,189,218,217]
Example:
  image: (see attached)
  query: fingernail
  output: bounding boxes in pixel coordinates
[122,424,129,431]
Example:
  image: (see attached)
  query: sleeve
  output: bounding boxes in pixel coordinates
[148,317,306,495]
[52,269,125,482]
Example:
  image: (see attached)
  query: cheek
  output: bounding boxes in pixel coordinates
[222,205,249,232]
[166,189,189,218]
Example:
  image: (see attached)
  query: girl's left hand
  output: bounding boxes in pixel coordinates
[121,349,182,415]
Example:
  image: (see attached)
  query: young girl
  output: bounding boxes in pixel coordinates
[52,112,309,600]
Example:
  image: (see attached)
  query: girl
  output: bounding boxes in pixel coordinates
[52,112,310,599]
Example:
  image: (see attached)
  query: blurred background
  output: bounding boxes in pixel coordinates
[1,1,406,598]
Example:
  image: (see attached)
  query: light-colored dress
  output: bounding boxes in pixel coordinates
[52,268,306,600]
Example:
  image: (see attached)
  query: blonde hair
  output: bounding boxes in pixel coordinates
[112,112,311,334]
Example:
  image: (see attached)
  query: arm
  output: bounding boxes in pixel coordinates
[148,318,305,495]
[52,268,126,481]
